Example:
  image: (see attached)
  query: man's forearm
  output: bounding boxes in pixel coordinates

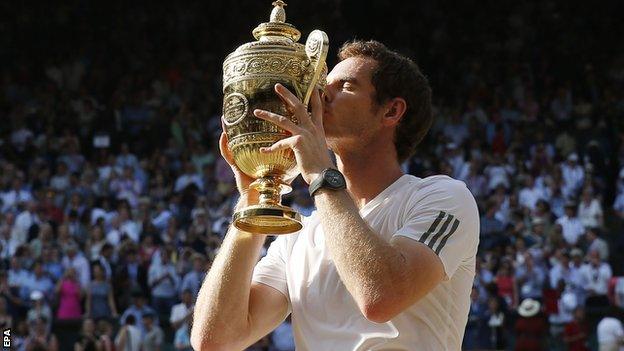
[314,190,410,316]
[191,196,266,345]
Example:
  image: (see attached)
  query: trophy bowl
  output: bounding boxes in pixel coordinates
[222,1,329,234]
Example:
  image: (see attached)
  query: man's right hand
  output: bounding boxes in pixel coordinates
[219,130,259,204]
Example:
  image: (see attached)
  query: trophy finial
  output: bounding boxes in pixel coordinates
[270,1,287,23]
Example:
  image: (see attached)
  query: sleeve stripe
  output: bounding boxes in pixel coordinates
[417,211,446,245]
[426,214,454,251]
[434,218,460,254]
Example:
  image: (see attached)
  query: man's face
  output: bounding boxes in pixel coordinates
[323,57,383,148]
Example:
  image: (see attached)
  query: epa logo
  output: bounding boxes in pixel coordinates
[3,328,10,348]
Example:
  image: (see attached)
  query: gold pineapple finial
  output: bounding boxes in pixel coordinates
[270,0,287,23]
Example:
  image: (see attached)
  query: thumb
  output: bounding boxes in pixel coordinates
[219,132,236,166]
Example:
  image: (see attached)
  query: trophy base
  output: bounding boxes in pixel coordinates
[233,204,302,235]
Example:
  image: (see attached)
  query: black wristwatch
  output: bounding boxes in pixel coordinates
[308,168,346,197]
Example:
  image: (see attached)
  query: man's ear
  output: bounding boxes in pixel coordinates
[382,98,407,127]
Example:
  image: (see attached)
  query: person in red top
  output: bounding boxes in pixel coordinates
[514,298,548,351]
[564,307,590,351]
[495,259,519,308]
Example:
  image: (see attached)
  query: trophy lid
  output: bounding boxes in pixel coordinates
[252,1,301,43]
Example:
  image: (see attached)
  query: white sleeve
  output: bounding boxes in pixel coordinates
[252,235,290,300]
[393,178,479,279]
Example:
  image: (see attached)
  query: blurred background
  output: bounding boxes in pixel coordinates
[1,1,624,350]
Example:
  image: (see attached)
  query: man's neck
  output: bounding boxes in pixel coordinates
[335,147,404,209]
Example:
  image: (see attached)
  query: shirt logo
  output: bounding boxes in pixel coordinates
[418,211,460,254]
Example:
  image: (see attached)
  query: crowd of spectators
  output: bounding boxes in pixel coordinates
[1,1,624,350]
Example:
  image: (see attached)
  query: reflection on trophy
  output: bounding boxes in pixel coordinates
[222,0,329,234]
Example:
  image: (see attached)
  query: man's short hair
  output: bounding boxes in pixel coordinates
[338,40,433,162]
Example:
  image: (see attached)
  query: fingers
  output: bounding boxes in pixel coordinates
[254,109,304,134]
[274,83,314,128]
[259,135,302,153]
[219,132,235,166]
[310,88,323,127]
[274,83,302,110]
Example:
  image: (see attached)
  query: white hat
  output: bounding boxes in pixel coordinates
[30,290,44,301]
[518,298,541,317]
[568,153,579,162]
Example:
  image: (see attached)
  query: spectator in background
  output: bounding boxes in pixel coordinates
[484,296,506,350]
[74,318,100,351]
[115,315,142,351]
[464,287,487,350]
[148,248,179,316]
[120,292,158,334]
[556,201,585,246]
[110,166,142,208]
[170,289,194,336]
[560,153,584,199]
[516,253,546,302]
[174,162,204,193]
[116,143,139,170]
[174,319,193,351]
[85,263,118,320]
[495,259,518,308]
[480,199,505,250]
[0,296,12,329]
[180,254,206,298]
[563,307,590,351]
[26,290,52,330]
[581,250,612,309]
[98,320,115,351]
[578,187,603,229]
[85,225,107,260]
[519,175,547,212]
[55,267,82,320]
[1,177,33,213]
[514,298,548,351]
[586,227,609,261]
[50,162,71,194]
[597,313,624,351]
[61,241,90,288]
[13,201,39,247]
[141,312,164,351]
[24,316,59,351]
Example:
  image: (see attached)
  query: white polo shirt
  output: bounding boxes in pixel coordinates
[253,175,479,350]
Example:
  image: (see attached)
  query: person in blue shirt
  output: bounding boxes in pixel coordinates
[120,291,158,335]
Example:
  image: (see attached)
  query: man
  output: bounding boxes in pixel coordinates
[191,41,479,350]
[115,314,142,351]
[170,289,195,335]
[581,250,612,308]
[141,312,164,351]
[556,201,585,246]
[148,248,179,316]
[586,227,609,261]
[61,241,90,288]
[564,307,590,351]
[120,292,159,335]
[180,254,206,298]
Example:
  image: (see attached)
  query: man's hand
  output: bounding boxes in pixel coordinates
[253,83,334,184]
[219,128,259,203]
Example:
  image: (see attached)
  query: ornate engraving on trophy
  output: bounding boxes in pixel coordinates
[223,93,249,126]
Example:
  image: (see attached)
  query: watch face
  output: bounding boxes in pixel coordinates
[326,170,344,187]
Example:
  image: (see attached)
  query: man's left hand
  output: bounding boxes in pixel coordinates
[253,83,334,184]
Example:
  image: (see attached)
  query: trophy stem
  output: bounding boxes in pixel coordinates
[233,176,302,235]
[250,176,291,206]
